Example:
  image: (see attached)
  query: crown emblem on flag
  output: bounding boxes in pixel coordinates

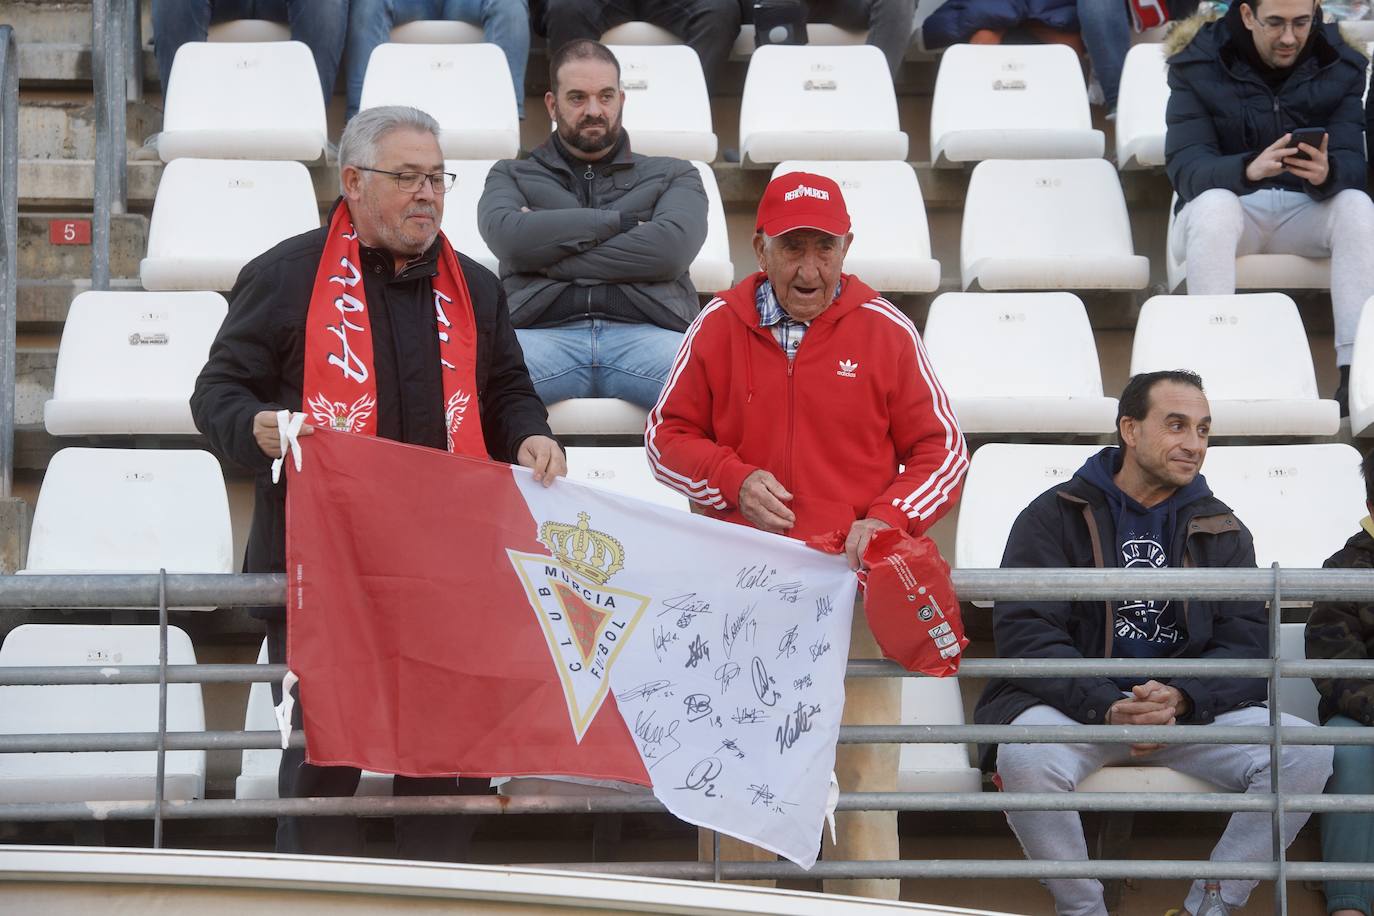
[539,512,624,586]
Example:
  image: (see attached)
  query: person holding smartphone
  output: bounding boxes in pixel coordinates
[1165,0,1374,416]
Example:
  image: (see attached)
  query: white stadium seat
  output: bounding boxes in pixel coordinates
[610,44,718,161]
[898,676,982,794]
[732,24,870,59]
[0,625,205,802]
[565,447,688,511]
[545,399,651,437]
[772,160,939,293]
[206,19,290,42]
[739,44,908,166]
[1130,294,1339,437]
[22,448,233,576]
[930,44,1103,166]
[389,20,484,43]
[237,640,392,800]
[1202,444,1365,570]
[440,160,500,275]
[158,41,326,162]
[359,43,518,159]
[954,443,1100,571]
[1349,297,1374,437]
[140,158,319,292]
[690,161,734,294]
[1166,194,1331,293]
[1115,43,1169,170]
[922,292,1117,435]
[960,159,1149,291]
[44,291,228,436]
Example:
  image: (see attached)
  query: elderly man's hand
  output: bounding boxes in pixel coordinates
[739,469,795,534]
[253,409,312,459]
[843,517,891,571]
[517,435,566,487]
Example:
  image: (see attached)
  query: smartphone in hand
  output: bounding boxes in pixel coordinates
[1290,127,1327,160]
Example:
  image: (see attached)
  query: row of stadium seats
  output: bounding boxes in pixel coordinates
[140,155,1336,300]
[45,288,1364,445]
[158,37,1178,169]
[15,441,1365,581]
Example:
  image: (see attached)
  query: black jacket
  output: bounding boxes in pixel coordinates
[1164,5,1369,213]
[1306,523,1374,725]
[190,205,553,619]
[973,472,1266,768]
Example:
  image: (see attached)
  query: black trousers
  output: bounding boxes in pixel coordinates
[266,620,490,860]
[806,0,918,77]
[542,0,742,90]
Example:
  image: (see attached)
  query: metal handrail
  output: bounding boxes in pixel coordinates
[0,25,16,499]
[2,567,1373,913]
[91,0,130,292]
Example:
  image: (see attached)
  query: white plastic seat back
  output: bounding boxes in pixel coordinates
[1279,622,1322,724]
[1130,294,1338,436]
[609,44,717,161]
[44,291,228,436]
[440,160,499,275]
[955,443,1101,571]
[690,161,734,294]
[359,43,518,159]
[0,625,205,802]
[930,44,1103,165]
[961,159,1149,291]
[1349,297,1374,437]
[739,44,908,165]
[923,292,1116,434]
[773,160,939,293]
[238,640,392,799]
[601,21,681,44]
[159,41,326,161]
[1115,43,1169,169]
[565,447,688,511]
[207,20,291,42]
[546,399,652,437]
[23,448,233,575]
[140,158,319,291]
[1166,194,1331,292]
[1201,445,1365,570]
[389,20,484,43]
[898,676,982,793]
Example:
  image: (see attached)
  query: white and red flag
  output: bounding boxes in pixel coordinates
[285,430,858,867]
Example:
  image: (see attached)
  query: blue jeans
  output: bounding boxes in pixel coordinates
[1322,714,1374,915]
[151,0,348,101]
[1077,0,1129,110]
[515,319,682,409]
[345,0,529,119]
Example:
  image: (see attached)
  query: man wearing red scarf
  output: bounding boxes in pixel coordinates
[191,105,563,860]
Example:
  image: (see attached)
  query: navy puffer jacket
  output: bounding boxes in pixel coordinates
[1165,3,1369,212]
[921,0,1078,48]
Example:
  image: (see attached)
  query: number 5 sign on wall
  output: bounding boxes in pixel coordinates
[49,219,91,245]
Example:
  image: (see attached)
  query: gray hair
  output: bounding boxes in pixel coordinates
[759,230,844,248]
[337,106,441,193]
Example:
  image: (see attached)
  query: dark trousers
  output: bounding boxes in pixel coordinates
[266,620,491,860]
[542,0,742,90]
[807,0,917,77]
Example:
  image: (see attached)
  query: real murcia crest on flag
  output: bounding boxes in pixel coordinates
[507,512,652,741]
[306,392,376,433]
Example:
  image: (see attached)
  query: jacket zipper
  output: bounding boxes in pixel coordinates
[584,164,596,318]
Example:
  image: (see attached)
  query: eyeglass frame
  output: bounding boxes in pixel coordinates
[356,167,457,194]
[1251,11,1314,34]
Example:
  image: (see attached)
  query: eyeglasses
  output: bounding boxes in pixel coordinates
[358,167,457,194]
[1257,14,1312,34]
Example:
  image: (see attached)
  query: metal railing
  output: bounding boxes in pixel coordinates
[4,567,1374,914]
[0,25,16,500]
[91,0,132,292]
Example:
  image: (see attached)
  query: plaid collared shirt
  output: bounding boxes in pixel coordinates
[755,280,841,360]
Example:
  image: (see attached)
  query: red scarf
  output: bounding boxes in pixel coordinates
[302,203,487,458]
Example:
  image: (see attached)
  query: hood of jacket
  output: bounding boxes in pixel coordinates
[1073,446,1215,565]
[1166,2,1366,63]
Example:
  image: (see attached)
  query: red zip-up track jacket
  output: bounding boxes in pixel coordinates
[646,272,968,539]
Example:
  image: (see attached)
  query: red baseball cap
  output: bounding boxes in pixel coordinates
[755,172,851,237]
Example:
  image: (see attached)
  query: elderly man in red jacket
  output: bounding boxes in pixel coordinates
[646,172,969,899]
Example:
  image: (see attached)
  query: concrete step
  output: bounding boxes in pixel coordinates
[14,346,54,428]
[18,211,146,280]
[18,276,141,325]
[19,95,158,159]
[17,42,157,86]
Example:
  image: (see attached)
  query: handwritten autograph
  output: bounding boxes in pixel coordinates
[714,661,741,695]
[731,707,770,725]
[616,679,673,702]
[721,604,758,660]
[634,708,681,769]
[809,636,831,662]
[751,656,782,707]
[685,634,711,668]
[775,701,822,754]
[777,625,799,660]
[684,693,713,722]
[652,626,680,663]
[816,595,834,622]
